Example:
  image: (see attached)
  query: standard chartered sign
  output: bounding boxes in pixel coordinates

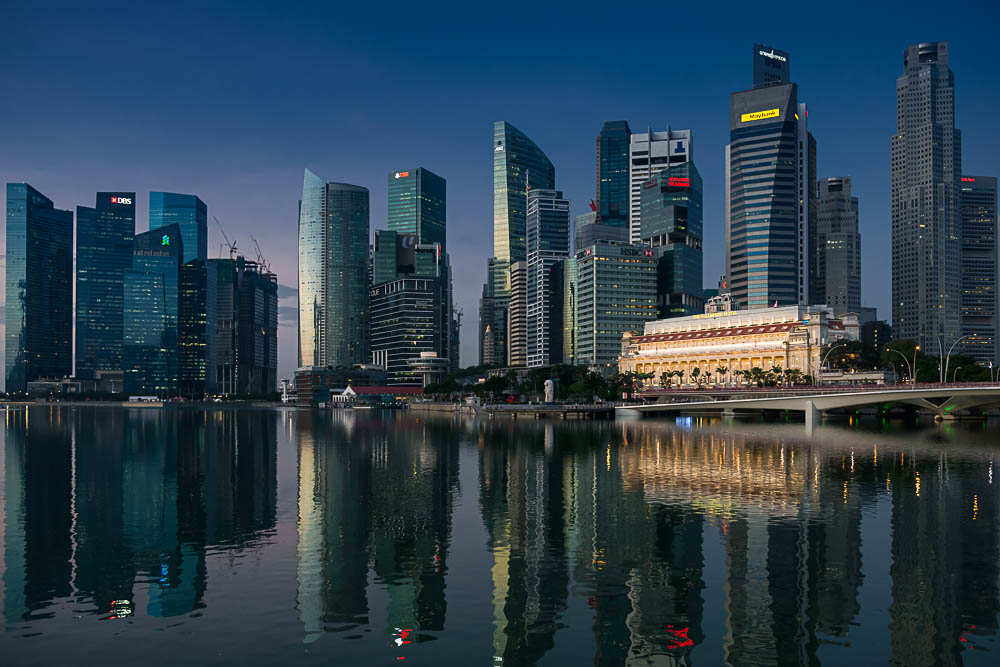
[758,49,787,62]
[740,108,780,123]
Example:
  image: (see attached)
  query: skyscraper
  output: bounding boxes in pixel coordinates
[640,164,704,318]
[891,42,962,349]
[149,192,207,263]
[752,43,790,88]
[123,225,183,395]
[596,121,631,228]
[959,175,998,364]
[75,192,135,380]
[816,177,861,315]
[5,183,73,392]
[297,169,370,368]
[628,127,692,243]
[481,122,555,364]
[726,45,815,309]
[525,189,570,367]
[388,168,446,250]
[506,261,528,367]
[575,210,628,250]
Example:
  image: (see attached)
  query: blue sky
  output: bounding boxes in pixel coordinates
[2,0,998,378]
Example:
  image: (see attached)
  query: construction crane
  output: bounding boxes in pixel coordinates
[251,235,271,273]
[213,216,237,259]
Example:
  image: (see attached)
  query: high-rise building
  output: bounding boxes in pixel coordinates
[5,183,73,392]
[574,210,628,251]
[640,164,704,318]
[891,42,962,349]
[75,192,135,380]
[388,168,446,250]
[575,241,657,366]
[726,46,815,309]
[481,122,555,365]
[596,121,631,228]
[123,225,183,395]
[149,192,207,264]
[297,169,370,368]
[959,175,998,364]
[628,127,692,243]
[210,256,279,394]
[549,258,577,365]
[816,177,861,315]
[506,261,528,367]
[526,189,570,367]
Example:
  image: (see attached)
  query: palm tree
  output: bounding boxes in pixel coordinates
[716,366,728,386]
[691,367,702,387]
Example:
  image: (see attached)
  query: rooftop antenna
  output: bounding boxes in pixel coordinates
[213,216,237,259]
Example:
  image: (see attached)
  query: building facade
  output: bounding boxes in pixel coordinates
[628,127,692,244]
[5,183,73,392]
[388,168,446,249]
[959,175,998,364]
[297,169,370,368]
[149,192,207,263]
[123,225,183,395]
[640,164,704,318]
[75,192,135,380]
[891,42,962,349]
[575,242,657,366]
[525,189,570,367]
[575,210,628,251]
[506,261,528,367]
[549,258,577,365]
[596,120,631,228]
[370,277,446,385]
[619,305,858,386]
[816,177,861,315]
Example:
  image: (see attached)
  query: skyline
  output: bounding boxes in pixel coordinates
[2,1,999,380]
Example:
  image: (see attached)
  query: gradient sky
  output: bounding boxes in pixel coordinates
[2,0,998,381]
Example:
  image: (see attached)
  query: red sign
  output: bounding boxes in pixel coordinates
[667,177,690,187]
[643,249,654,257]
[961,177,976,182]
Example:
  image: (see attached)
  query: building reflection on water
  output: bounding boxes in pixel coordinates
[2,407,999,666]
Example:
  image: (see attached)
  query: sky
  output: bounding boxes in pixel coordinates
[2,0,998,381]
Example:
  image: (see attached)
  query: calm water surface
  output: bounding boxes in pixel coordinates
[1,406,998,666]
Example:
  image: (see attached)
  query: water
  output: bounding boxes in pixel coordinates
[1,406,998,666]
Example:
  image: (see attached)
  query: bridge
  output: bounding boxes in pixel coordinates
[616,384,1000,429]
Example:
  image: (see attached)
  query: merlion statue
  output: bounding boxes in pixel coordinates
[543,379,555,403]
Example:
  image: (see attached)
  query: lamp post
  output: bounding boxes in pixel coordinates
[886,348,913,385]
[912,345,920,385]
[952,366,962,384]
[820,344,846,386]
[943,336,970,385]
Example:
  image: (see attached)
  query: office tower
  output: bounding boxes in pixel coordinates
[628,127,692,243]
[525,189,570,367]
[574,210,628,251]
[816,177,861,315]
[596,121,631,227]
[575,242,657,366]
[298,169,370,368]
[5,183,73,392]
[726,45,815,309]
[123,225,183,395]
[479,259,505,366]
[959,176,998,364]
[480,122,555,365]
[388,168,446,249]
[891,42,962,349]
[506,261,528,367]
[210,256,279,394]
[640,164,704,318]
[75,192,135,380]
[753,43,790,88]
[149,192,207,263]
[550,258,577,364]
[370,232,449,384]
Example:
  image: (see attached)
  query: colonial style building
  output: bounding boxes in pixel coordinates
[618,305,858,385]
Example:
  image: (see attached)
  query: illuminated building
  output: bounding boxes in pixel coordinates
[5,183,73,392]
[726,44,817,309]
[891,42,962,349]
[959,175,998,364]
[618,304,858,384]
[816,177,861,314]
[575,241,657,366]
[628,126,692,244]
[76,192,135,381]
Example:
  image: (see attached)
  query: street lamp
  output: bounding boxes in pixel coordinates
[819,344,847,386]
[952,366,962,383]
[886,347,913,385]
[943,336,970,384]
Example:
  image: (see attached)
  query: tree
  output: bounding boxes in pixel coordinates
[691,367,702,387]
[716,366,728,385]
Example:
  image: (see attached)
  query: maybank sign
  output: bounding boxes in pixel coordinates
[740,108,780,123]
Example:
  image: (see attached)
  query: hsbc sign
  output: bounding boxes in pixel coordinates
[620,248,655,258]
[110,196,132,205]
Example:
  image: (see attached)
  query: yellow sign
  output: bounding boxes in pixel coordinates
[740,108,780,123]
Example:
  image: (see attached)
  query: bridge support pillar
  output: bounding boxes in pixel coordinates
[617,408,643,420]
[804,400,821,433]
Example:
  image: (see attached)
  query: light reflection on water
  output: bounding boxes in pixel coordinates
[0,406,998,666]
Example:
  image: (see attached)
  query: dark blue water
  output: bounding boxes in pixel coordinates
[1,406,998,666]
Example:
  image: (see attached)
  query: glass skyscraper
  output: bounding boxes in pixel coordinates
[959,175,998,364]
[76,192,135,380]
[297,169,370,368]
[5,183,73,392]
[123,225,183,395]
[815,177,861,315]
[596,121,631,228]
[149,192,207,263]
[388,168,446,250]
[525,189,570,367]
[640,163,704,318]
